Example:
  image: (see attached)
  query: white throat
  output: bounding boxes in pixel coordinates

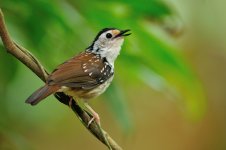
[99,45,121,68]
[93,38,124,68]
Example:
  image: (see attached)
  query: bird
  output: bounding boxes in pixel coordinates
[25,28,131,126]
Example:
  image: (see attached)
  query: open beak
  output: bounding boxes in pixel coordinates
[115,29,131,38]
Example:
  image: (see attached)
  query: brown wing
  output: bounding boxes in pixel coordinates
[47,52,113,90]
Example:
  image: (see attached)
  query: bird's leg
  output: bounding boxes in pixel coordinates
[84,103,112,149]
[84,102,100,127]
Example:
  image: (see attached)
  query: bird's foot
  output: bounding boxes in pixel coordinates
[87,111,100,128]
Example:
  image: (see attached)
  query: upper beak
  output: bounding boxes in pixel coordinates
[115,29,131,38]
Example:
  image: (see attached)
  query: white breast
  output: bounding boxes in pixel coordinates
[87,76,114,97]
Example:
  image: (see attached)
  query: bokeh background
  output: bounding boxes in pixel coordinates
[0,0,226,150]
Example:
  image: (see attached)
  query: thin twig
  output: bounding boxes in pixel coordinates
[0,9,122,150]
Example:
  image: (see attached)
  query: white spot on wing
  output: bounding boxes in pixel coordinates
[94,59,99,62]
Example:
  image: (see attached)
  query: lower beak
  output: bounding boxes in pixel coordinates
[115,29,131,38]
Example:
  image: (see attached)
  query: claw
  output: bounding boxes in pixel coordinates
[84,102,101,127]
[87,112,100,128]
[87,117,95,128]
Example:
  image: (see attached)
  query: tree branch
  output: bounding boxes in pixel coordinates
[0,9,122,150]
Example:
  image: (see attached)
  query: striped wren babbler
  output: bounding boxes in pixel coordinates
[26,28,131,125]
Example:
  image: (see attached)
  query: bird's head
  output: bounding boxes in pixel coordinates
[88,28,131,65]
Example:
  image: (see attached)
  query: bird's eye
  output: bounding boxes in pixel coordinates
[106,33,112,39]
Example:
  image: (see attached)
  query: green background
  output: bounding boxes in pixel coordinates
[0,0,226,149]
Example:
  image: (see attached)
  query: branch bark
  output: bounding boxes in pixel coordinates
[0,9,122,150]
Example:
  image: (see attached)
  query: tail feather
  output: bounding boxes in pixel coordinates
[26,85,59,105]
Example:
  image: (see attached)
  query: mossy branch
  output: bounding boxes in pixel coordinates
[0,9,122,150]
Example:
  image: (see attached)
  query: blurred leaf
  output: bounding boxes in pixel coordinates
[0,45,18,85]
[133,25,206,120]
[103,83,133,132]
[0,45,18,117]
[120,27,205,120]
[121,0,172,18]
[0,127,31,150]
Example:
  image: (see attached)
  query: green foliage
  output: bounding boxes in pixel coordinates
[0,0,206,134]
